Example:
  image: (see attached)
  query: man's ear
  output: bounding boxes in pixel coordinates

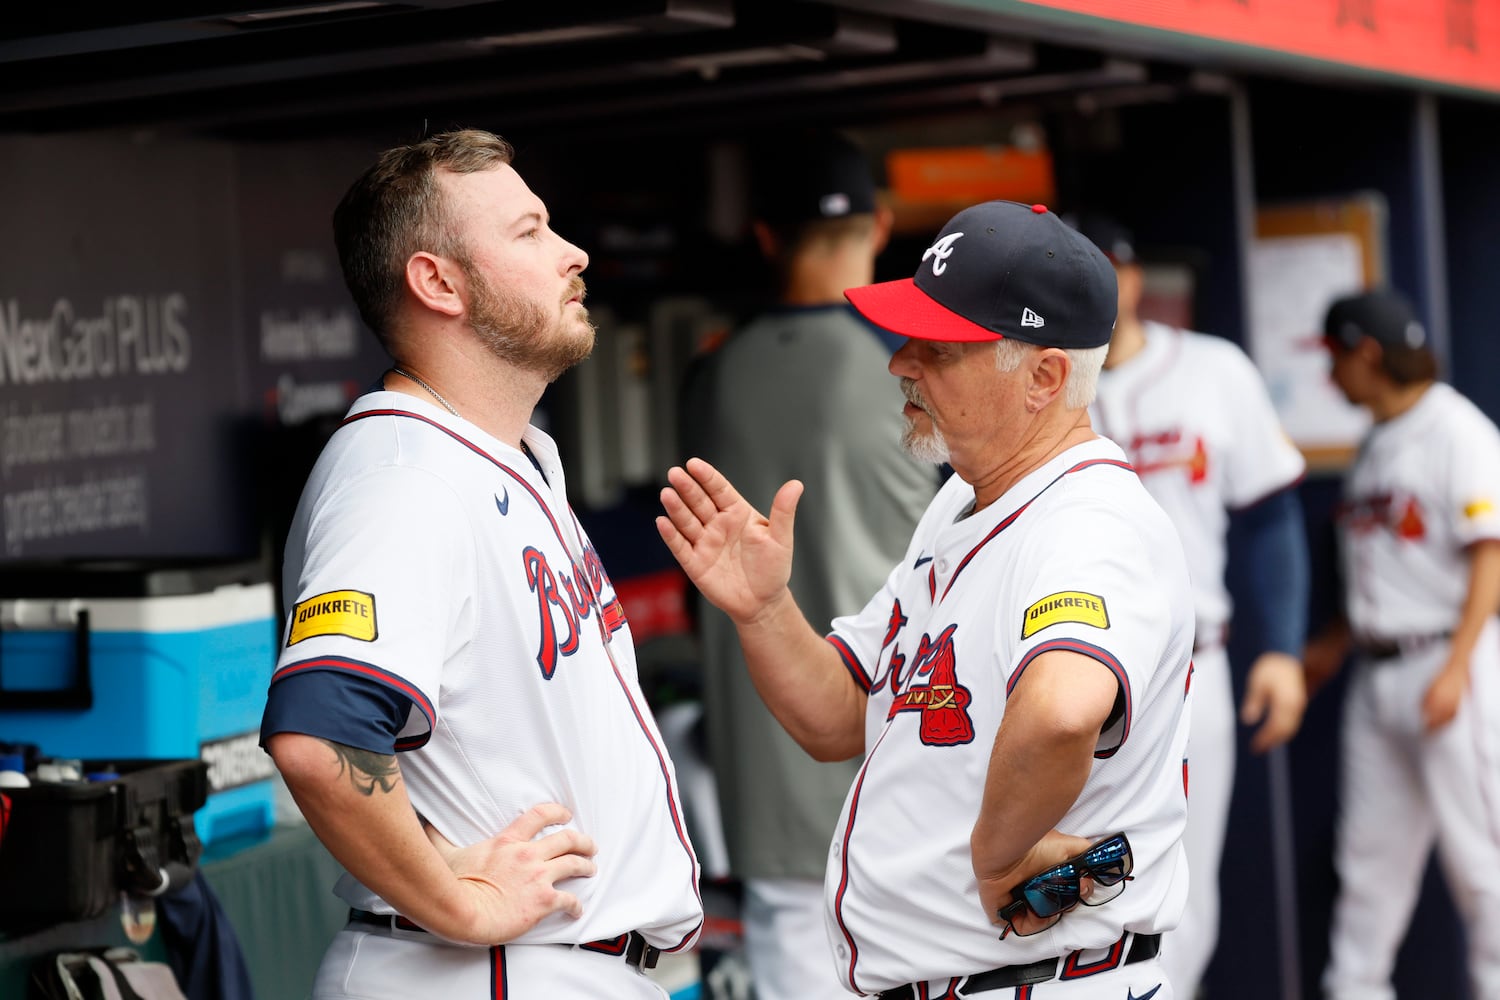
[1354,335,1385,369]
[1028,348,1071,411]
[406,251,465,318]
[871,202,895,255]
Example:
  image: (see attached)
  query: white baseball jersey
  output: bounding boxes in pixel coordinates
[1338,381,1500,636]
[1323,381,1500,1000]
[270,391,702,953]
[1091,322,1306,632]
[820,437,1193,994]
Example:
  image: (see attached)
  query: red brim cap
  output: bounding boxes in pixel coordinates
[845,278,1001,343]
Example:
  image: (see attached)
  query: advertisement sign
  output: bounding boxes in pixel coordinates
[0,134,253,561]
[1015,0,1500,95]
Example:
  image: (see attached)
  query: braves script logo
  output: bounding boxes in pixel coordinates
[1339,493,1426,540]
[887,623,974,746]
[923,233,964,276]
[1125,428,1209,484]
[522,543,625,678]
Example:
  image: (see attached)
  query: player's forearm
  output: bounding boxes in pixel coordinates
[971,651,1115,873]
[735,588,866,761]
[267,733,477,940]
[1448,539,1500,668]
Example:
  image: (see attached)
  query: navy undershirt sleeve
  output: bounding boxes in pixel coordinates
[259,669,413,755]
[1230,486,1310,657]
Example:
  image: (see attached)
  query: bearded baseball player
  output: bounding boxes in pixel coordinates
[659,200,1194,999]
[1070,214,1310,998]
[1307,288,1500,1000]
[259,129,702,999]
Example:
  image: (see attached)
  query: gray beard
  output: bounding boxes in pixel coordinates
[901,415,951,466]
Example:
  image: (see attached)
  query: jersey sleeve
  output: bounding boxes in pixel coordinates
[268,463,475,749]
[1211,339,1306,509]
[826,556,915,693]
[1443,405,1500,547]
[1004,501,1178,757]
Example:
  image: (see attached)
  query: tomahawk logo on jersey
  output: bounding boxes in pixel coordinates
[817,439,1193,995]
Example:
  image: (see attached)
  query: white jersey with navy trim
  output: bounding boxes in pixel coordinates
[820,437,1193,995]
[271,390,702,953]
[1091,321,1305,633]
[1339,381,1500,637]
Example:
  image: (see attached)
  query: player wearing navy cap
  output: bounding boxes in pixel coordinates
[1308,287,1500,1000]
[260,129,701,999]
[660,200,1194,999]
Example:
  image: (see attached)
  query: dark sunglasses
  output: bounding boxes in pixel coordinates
[997,833,1134,937]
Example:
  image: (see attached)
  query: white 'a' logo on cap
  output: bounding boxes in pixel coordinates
[923,232,964,276]
[1021,308,1045,328]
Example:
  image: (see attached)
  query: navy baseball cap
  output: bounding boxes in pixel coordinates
[1324,288,1428,351]
[750,130,878,226]
[844,200,1117,348]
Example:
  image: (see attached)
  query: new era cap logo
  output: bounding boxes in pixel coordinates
[1021,307,1045,328]
[923,232,964,276]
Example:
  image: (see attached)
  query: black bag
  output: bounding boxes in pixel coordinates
[29,947,189,1000]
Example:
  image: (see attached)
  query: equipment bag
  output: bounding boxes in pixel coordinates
[30,947,189,1000]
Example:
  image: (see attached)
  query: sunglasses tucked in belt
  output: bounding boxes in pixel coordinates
[881,834,1152,998]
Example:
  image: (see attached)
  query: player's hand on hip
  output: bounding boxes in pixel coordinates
[425,802,598,945]
[1421,659,1469,732]
[1241,651,1308,753]
[974,829,1093,932]
[657,457,802,623]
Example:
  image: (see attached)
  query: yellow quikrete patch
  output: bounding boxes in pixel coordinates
[287,589,377,646]
[1464,498,1495,519]
[1022,590,1109,639]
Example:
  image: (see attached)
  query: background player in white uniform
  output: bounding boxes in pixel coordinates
[259,129,702,1000]
[1072,215,1310,997]
[658,201,1195,999]
[1305,288,1500,1000]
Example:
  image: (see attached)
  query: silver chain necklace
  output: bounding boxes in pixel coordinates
[390,367,458,417]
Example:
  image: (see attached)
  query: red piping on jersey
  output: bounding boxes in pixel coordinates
[826,633,874,692]
[490,945,506,999]
[1007,637,1133,758]
[940,459,1135,602]
[831,726,894,994]
[270,654,437,740]
[1060,931,1127,979]
[342,408,702,952]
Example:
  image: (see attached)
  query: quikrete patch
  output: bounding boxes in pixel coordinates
[1464,497,1495,519]
[288,589,378,645]
[1021,591,1109,639]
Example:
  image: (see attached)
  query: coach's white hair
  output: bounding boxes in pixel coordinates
[994,339,1108,409]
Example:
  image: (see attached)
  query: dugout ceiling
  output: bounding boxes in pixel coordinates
[0,0,1282,140]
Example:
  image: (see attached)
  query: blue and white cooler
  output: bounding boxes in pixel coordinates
[0,562,279,845]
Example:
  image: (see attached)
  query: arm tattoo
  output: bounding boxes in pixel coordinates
[320,739,402,796]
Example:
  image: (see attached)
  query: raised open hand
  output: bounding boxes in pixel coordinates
[657,458,803,624]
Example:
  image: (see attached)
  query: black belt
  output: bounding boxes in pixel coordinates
[878,932,1160,998]
[1355,631,1452,662]
[347,909,661,971]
